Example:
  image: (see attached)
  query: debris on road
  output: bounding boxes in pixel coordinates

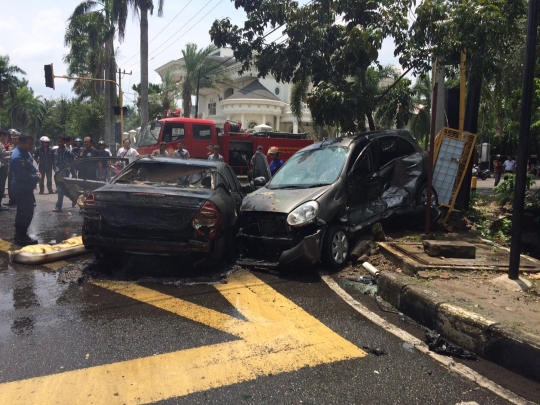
[362,345,387,356]
[425,331,478,360]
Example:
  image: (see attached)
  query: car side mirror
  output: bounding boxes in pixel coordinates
[252,177,267,188]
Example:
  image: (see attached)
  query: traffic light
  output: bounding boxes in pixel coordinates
[113,106,128,116]
[44,64,55,89]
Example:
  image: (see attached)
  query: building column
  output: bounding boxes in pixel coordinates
[262,114,266,126]
[276,115,280,131]
[226,114,231,121]
[241,114,245,129]
[293,118,298,134]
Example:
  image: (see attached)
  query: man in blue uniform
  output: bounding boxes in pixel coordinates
[10,134,41,246]
[268,146,284,175]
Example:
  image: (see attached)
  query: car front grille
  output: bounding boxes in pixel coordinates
[241,212,289,237]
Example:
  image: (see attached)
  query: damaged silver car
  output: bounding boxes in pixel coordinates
[238,130,439,268]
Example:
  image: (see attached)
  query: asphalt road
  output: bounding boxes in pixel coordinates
[0,191,538,404]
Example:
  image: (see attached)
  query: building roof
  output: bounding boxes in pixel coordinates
[227,80,281,102]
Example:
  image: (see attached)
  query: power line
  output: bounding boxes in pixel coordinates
[122,0,195,66]
[150,0,224,61]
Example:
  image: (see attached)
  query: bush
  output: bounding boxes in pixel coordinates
[494,173,536,206]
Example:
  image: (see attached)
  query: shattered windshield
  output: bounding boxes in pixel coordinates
[138,121,162,147]
[113,162,214,189]
[267,146,348,189]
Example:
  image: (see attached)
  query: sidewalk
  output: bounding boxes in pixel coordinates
[337,234,540,382]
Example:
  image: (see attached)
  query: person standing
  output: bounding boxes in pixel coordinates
[207,145,224,162]
[152,142,171,157]
[503,155,516,173]
[77,137,101,180]
[250,145,264,166]
[493,155,503,187]
[173,141,190,158]
[71,138,83,177]
[10,134,41,246]
[52,135,75,212]
[0,129,9,211]
[267,146,284,175]
[6,130,20,206]
[97,140,112,181]
[34,136,55,194]
[117,139,139,164]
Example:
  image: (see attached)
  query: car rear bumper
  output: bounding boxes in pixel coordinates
[237,229,322,268]
[83,235,223,256]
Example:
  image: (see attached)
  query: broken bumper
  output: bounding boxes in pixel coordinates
[238,229,322,268]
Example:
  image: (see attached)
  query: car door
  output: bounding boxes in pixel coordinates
[380,136,423,209]
[346,141,385,227]
[55,157,129,206]
[223,165,244,211]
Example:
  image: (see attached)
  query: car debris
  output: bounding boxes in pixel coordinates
[362,345,387,356]
[425,331,478,360]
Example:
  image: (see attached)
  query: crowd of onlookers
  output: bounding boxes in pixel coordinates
[491,154,540,187]
[1,129,283,247]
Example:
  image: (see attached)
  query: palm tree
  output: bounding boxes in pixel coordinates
[65,0,118,149]
[8,85,46,134]
[0,55,26,108]
[177,43,230,118]
[409,74,432,146]
[113,0,165,126]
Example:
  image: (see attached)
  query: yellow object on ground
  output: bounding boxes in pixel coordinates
[19,236,83,253]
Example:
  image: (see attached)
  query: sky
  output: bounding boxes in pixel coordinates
[0,0,404,106]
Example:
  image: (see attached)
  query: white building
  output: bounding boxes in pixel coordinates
[155,48,314,135]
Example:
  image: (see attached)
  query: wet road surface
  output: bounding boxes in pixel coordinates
[0,192,537,404]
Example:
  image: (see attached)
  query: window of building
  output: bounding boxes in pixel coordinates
[224,88,234,99]
[193,124,212,140]
[275,87,280,95]
[208,99,216,116]
[248,121,258,129]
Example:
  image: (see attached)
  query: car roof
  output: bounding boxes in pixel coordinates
[301,129,416,151]
[137,157,225,169]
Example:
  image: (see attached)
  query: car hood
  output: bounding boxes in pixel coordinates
[93,183,215,203]
[240,185,332,213]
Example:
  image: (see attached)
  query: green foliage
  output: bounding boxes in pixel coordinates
[494,174,536,206]
[210,0,412,132]
[7,86,46,134]
[0,55,26,108]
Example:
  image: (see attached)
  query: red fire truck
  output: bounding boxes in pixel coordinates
[135,118,313,174]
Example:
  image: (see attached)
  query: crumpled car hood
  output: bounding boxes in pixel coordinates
[240,185,332,213]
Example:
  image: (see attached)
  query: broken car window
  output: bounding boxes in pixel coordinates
[267,146,348,189]
[114,162,214,189]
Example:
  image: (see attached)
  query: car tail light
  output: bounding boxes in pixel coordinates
[84,193,97,211]
[192,201,221,238]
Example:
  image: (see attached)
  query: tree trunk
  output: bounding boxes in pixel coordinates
[183,82,191,117]
[140,6,149,126]
[366,111,375,131]
[104,37,114,148]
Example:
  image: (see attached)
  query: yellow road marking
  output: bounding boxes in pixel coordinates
[0,270,365,404]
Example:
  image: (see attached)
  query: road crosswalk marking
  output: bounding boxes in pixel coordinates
[0,270,365,404]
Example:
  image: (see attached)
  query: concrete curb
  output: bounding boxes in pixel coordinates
[378,271,540,382]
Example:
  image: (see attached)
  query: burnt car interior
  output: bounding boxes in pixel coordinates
[114,162,215,189]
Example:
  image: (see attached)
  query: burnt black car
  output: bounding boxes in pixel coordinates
[238,130,439,269]
[56,157,263,262]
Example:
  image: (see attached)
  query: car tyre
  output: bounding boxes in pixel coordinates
[321,225,349,268]
[417,183,439,208]
[481,173,487,180]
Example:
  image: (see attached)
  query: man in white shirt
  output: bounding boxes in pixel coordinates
[207,145,224,162]
[117,139,139,164]
[503,155,516,173]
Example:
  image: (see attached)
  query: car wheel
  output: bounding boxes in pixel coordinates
[481,173,487,180]
[322,226,349,268]
[417,183,439,208]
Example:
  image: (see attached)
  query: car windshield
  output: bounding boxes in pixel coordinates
[267,146,348,189]
[113,162,214,189]
[138,121,163,147]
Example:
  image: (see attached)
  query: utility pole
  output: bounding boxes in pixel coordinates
[195,69,201,118]
[509,0,539,280]
[117,68,132,146]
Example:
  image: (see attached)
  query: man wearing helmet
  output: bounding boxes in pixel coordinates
[71,138,83,177]
[267,146,283,175]
[97,140,112,180]
[34,136,55,194]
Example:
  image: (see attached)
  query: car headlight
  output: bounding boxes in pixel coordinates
[287,201,319,226]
